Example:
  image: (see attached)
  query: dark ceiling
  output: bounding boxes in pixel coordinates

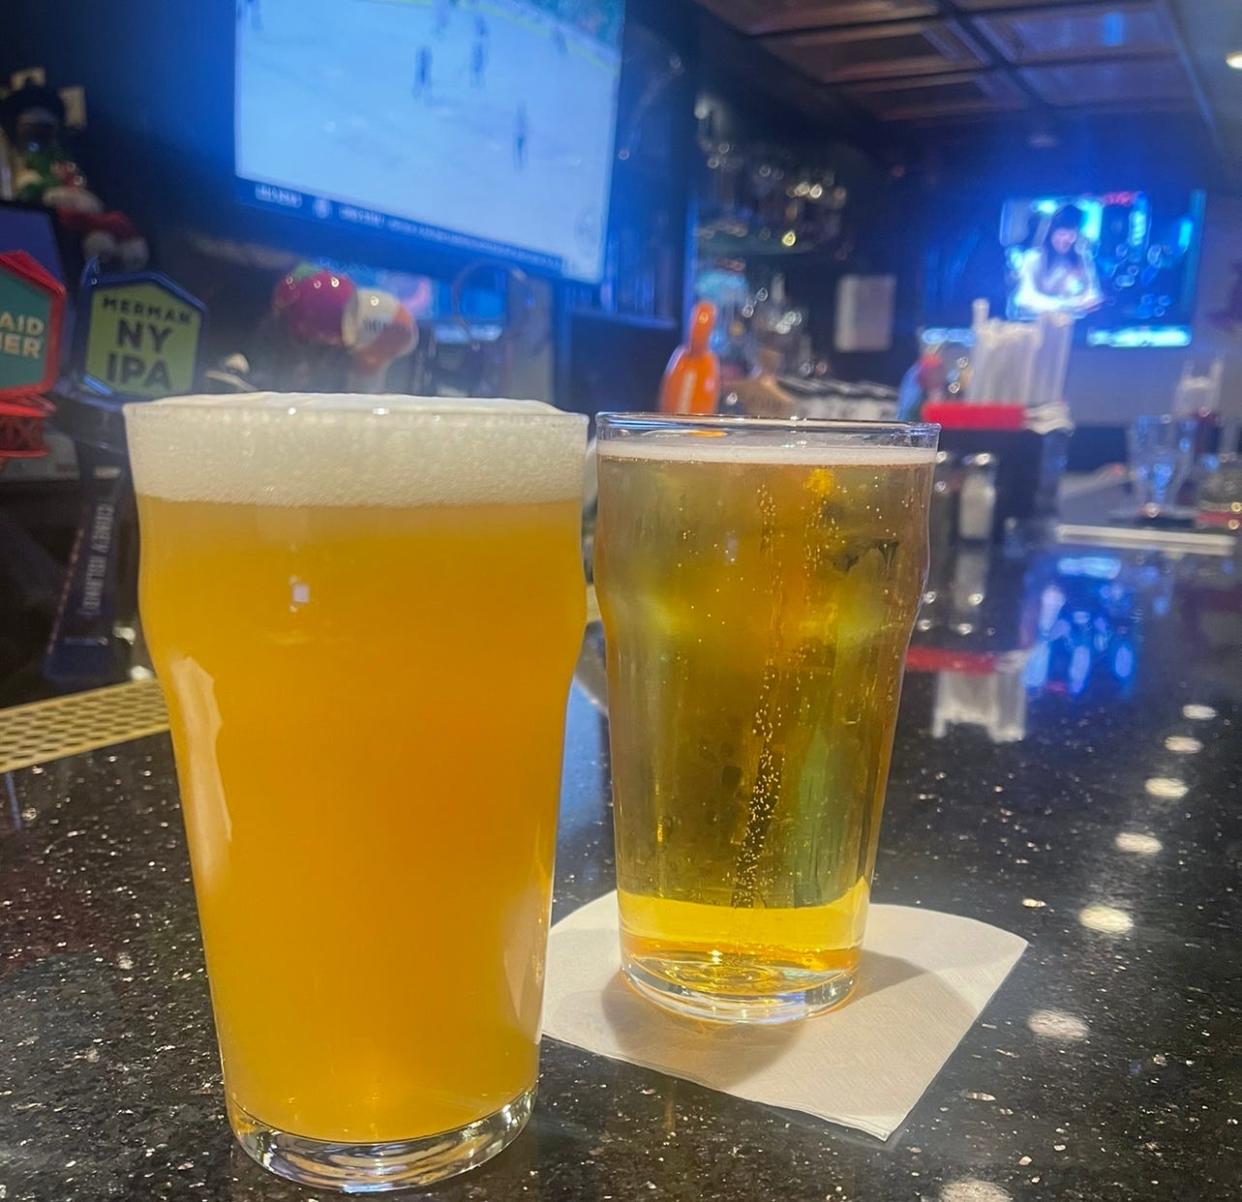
[692,0,1242,181]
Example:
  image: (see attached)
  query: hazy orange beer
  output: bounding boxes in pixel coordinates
[126,395,586,1191]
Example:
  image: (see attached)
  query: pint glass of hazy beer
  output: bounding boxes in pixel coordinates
[594,414,937,1023]
[125,395,586,1191]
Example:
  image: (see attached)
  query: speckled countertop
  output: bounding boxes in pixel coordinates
[2,540,1240,1202]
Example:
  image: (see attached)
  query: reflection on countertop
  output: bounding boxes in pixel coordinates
[0,539,1239,1201]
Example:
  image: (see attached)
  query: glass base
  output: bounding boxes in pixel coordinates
[229,1087,533,1193]
[622,951,856,1025]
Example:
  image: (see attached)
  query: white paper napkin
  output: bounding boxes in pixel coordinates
[543,891,1026,1139]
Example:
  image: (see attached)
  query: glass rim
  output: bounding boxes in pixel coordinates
[596,412,940,441]
[123,394,586,427]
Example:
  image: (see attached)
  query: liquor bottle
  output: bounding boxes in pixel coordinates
[659,302,719,415]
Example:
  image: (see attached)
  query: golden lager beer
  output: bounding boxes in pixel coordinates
[126,395,586,1190]
[594,415,936,1022]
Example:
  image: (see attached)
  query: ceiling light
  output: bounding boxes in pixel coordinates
[1114,831,1162,855]
[1164,734,1202,754]
[1078,903,1134,934]
[1027,1008,1089,1042]
[941,1180,1013,1202]
[1227,50,1242,70]
[1145,776,1187,800]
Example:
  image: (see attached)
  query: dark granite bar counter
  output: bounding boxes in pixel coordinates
[2,537,1239,1201]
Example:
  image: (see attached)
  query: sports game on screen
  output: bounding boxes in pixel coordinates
[1000,190,1205,348]
[234,0,624,281]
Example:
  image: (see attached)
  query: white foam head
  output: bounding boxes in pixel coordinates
[598,435,936,467]
[125,394,587,507]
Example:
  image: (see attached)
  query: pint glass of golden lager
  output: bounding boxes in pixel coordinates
[594,414,937,1023]
[125,395,586,1190]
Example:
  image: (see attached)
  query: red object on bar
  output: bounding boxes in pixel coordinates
[1195,509,1242,531]
[905,646,1000,675]
[0,395,54,460]
[922,402,1025,430]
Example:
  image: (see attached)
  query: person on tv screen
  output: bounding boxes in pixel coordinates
[1011,203,1103,317]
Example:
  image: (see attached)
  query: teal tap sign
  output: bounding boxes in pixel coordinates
[0,251,65,397]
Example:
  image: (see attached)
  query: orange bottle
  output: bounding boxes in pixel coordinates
[659,301,720,415]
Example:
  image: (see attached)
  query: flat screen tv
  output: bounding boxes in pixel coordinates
[234,0,624,281]
[999,190,1205,348]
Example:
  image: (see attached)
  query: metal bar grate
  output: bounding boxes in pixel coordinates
[0,681,169,773]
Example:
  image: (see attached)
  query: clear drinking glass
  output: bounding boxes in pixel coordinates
[593,414,937,1023]
[1128,415,1196,516]
[126,395,586,1191]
